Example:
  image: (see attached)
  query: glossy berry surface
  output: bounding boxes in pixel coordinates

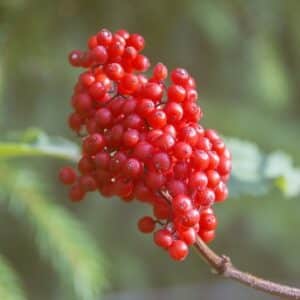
[59,28,232,261]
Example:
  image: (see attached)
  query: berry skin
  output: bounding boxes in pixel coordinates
[127,33,145,51]
[147,110,167,129]
[69,183,85,202]
[164,102,183,123]
[59,167,77,185]
[198,229,215,243]
[179,228,196,245]
[153,63,168,81]
[72,93,92,115]
[97,29,113,46]
[68,50,82,67]
[174,142,192,160]
[83,133,105,155]
[168,240,189,261]
[200,212,217,231]
[123,129,140,147]
[105,63,124,80]
[138,216,155,233]
[79,175,98,192]
[61,28,232,262]
[154,229,173,248]
[123,158,142,178]
[152,152,171,172]
[173,195,193,214]
[68,113,82,132]
[91,46,108,64]
[171,68,189,86]
[168,85,186,102]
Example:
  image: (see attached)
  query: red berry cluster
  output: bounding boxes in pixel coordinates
[59,28,232,261]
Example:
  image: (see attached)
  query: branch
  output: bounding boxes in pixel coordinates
[194,236,300,299]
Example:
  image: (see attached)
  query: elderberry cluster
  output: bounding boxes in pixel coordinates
[59,28,232,261]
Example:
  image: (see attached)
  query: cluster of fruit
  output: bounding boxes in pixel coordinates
[59,28,232,261]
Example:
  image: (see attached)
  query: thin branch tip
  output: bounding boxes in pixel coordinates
[194,237,300,299]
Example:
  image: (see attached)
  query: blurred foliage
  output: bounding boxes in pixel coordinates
[0,254,26,300]
[0,0,300,299]
[0,162,106,300]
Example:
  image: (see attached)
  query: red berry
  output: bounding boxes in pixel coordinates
[171,68,189,86]
[154,229,173,248]
[152,152,171,172]
[215,181,228,202]
[174,142,192,160]
[173,195,192,214]
[200,212,217,231]
[123,158,142,178]
[127,33,145,51]
[138,216,155,233]
[91,46,108,64]
[69,183,85,202]
[198,229,215,243]
[105,63,124,80]
[79,175,97,192]
[59,166,77,185]
[179,228,196,245]
[96,29,113,46]
[123,129,140,147]
[147,110,167,129]
[164,102,183,123]
[168,85,186,102]
[191,150,210,170]
[153,63,168,81]
[142,83,163,102]
[168,240,188,261]
[82,133,105,155]
[133,54,150,71]
[68,50,82,67]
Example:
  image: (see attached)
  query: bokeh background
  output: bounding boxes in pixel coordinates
[0,0,300,299]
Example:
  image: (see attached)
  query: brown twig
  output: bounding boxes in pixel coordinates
[194,236,300,299]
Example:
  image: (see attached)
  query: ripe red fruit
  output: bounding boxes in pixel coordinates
[198,229,215,243]
[127,33,145,51]
[179,228,196,245]
[61,28,232,262]
[82,133,105,155]
[59,167,77,185]
[174,142,192,160]
[168,240,189,261]
[200,212,217,231]
[68,50,82,67]
[171,68,189,86]
[69,183,85,202]
[173,195,193,214]
[147,110,167,129]
[168,85,186,102]
[142,82,163,101]
[79,175,98,192]
[72,93,92,115]
[97,29,113,46]
[123,158,142,178]
[154,229,173,248]
[91,46,108,64]
[164,102,183,123]
[153,63,168,81]
[138,216,155,233]
[105,63,124,80]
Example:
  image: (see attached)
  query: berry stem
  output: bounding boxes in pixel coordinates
[194,236,300,299]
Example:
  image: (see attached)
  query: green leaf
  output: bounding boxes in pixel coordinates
[0,254,27,300]
[0,128,79,162]
[0,165,106,300]
[226,137,300,198]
